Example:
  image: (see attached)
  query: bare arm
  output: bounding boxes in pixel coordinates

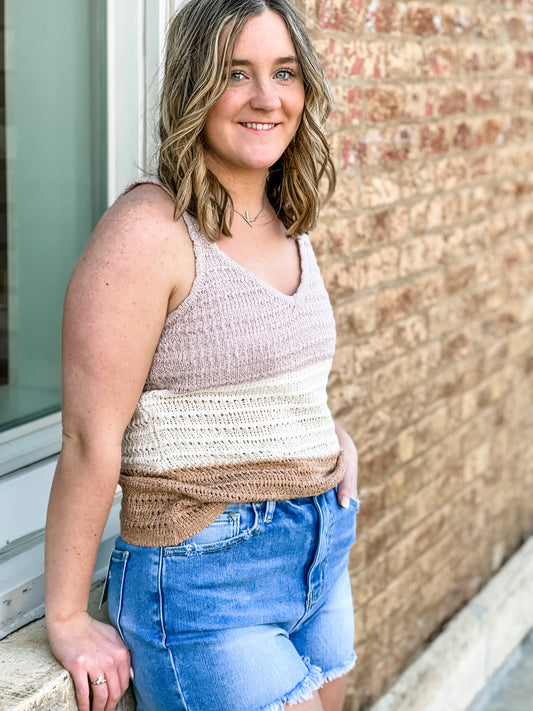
[45,190,191,711]
[334,420,358,508]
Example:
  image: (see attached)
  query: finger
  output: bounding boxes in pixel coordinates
[338,486,351,508]
[103,673,123,711]
[89,672,109,711]
[117,649,132,696]
[71,670,91,711]
[337,471,357,508]
[337,477,352,508]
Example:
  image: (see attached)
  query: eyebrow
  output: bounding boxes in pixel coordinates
[231,56,299,66]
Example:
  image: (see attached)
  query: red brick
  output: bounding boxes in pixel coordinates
[318,0,366,32]
[406,3,441,36]
[424,45,456,76]
[438,84,468,115]
[444,262,477,294]
[420,122,450,155]
[441,192,471,225]
[336,130,364,170]
[301,0,533,701]
[361,173,401,207]
[366,509,403,563]
[469,151,495,181]
[358,246,399,288]
[400,234,443,276]
[440,5,473,37]
[334,294,378,336]
[473,80,504,112]
[365,0,406,34]
[329,383,368,421]
[341,39,366,76]
[404,82,435,119]
[352,555,388,606]
[387,40,425,78]
[515,49,533,75]
[330,85,364,125]
[401,159,436,197]
[472,11,502,40]
[504,14,528,41]
[366,85,405,122]
[453,120,476,150]
[313,36,340,80]
[387,504,452,577]
[409,196,443,232]
[435,155,469,190]
[322,259,360,300]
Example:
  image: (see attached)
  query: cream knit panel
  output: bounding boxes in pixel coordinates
[121,359,338,473]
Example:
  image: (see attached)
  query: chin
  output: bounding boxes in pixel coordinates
[241,152,286,171]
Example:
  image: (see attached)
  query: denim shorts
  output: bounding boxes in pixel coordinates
[104,487,360,711]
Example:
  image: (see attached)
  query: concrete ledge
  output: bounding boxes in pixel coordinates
[369,535,533,711]
[0,585,136,710]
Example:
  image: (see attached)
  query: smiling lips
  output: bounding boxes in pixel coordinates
[240,122,278,130]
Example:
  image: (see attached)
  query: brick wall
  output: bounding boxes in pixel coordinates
[295,0,533,708]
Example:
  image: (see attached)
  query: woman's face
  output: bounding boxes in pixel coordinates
[204,10,306,181]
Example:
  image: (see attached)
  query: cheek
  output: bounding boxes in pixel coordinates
[290,87,306,122]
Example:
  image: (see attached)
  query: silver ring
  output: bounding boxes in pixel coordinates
[91,676,107,686]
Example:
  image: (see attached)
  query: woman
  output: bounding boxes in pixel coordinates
[45,1,359,710]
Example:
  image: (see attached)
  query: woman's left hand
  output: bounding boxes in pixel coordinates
[334,421,358,508]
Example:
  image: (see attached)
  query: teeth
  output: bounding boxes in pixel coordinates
[242,123,276,130]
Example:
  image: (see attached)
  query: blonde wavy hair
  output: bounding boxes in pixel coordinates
[158,0,335,241]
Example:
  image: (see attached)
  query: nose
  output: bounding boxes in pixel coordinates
[249,79,282,111]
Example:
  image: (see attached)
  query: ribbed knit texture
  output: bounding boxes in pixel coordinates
[119,182,346,546]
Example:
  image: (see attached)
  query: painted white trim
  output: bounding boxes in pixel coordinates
[106,0,181,203]
[0,412,61,477]
[106,0,144,204]
[0,485,122,640]
[0,458,55,548]
[106,0,117,203]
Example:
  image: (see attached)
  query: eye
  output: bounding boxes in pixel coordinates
[275,68,296,81]
[230,70,247,83]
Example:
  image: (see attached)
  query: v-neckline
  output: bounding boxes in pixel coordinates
[212,237,305,300]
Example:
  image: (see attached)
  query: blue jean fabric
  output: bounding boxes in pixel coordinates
[105,487,360,711]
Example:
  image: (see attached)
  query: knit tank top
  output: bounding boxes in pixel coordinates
[119,185,347,546]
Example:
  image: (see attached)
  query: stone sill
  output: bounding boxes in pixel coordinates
[369,534,533,711]
[0,585,136,710]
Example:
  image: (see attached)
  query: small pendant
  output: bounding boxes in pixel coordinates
[244,211,256,227]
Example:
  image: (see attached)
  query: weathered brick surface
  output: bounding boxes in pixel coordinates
[298,0,533,707]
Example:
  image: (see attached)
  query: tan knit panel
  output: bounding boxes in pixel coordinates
[119,451,347,546]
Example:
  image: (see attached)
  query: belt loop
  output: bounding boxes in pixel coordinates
[263,500,276,523]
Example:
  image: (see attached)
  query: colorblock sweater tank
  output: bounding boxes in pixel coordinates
[119,201,347,546]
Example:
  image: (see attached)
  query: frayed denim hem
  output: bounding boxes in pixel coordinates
[257,658,323,711]
[320,651,357,685]
[257,652,357,710]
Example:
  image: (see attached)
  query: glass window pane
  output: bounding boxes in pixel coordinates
[0,0,106,431]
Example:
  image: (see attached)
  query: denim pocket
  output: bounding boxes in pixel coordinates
[164,502,261,556]
[351,497,360,541]
[334,495,360,549]
[106,548,129,642]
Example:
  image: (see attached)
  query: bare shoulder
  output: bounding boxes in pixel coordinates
[77,182,194,312]
[92,182,191,260]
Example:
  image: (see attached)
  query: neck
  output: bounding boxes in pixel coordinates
[206,156,268,215]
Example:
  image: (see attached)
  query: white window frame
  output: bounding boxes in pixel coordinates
[0,0,181,639]
[107,0,181,203]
